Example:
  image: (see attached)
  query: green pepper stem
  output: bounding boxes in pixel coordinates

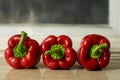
[14,31,27,58]
[90,43,108,59]
[17,31,27,51]
[45,44,65,59]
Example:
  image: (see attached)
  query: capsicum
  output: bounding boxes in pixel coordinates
[4,31,41,69]
[77,34,110,70]
[40,35,77,69]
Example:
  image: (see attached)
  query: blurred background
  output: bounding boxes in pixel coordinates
[0,0,108,24]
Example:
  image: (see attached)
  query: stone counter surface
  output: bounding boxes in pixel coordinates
[0,51,120,80]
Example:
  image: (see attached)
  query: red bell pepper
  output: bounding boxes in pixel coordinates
[77,34,110,70]
[40,35,77,69]
[4,31,41,69]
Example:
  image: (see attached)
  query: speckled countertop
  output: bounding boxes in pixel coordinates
[0,51,120,80]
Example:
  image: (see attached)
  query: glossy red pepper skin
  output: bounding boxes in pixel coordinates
[77,34,110,70]
[4,31,41,69]
[40,35,77,69]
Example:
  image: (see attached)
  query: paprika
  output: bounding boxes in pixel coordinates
[4,31,41,69]
[40,35,77,69]
[77,34,110,70]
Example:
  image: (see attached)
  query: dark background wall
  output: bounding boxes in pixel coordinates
[0,0,108,24]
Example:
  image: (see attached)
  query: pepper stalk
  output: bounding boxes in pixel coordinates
[14,31,27,58]
[45,44,65,59]
[90,43,108,59]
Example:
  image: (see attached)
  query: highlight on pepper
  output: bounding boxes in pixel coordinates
[77,34,111,70]
[4,31,41,69]
[40,35,77,70]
